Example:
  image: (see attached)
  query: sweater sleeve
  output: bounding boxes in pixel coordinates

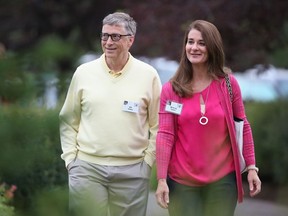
[59,70,82,167]
[230,75,256,166]
[156,83,177,179]
[144,74,162,167]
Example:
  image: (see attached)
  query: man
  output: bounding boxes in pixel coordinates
[59,12,161,216]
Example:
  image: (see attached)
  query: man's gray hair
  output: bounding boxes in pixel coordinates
[103,12,137,36]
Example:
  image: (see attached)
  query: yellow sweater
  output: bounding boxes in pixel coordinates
[59,54,161,168]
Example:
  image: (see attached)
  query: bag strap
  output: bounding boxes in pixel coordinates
[225,74,233,102]
[225,75,242,122]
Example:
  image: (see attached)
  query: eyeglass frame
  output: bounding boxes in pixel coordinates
[100,33,132,42]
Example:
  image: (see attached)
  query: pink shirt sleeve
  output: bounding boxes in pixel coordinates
[230,75,256,166]
[156,83,178,179]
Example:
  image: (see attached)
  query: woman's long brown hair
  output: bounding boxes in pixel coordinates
[171,20,228,97]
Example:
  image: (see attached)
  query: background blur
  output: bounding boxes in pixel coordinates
[1,0,288,215]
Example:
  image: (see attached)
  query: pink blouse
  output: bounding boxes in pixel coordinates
[156,75,256,202]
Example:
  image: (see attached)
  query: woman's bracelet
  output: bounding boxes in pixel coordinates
[247,165,259,173]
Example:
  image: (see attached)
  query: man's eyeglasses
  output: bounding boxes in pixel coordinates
[100,33,131,42]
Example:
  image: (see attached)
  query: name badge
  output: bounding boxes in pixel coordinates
[165,100,183,115]
[122,101,139,113]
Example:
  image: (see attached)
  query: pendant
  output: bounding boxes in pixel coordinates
[199,116,208,125]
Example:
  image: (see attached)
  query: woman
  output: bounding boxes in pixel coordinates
[155,20,261,216]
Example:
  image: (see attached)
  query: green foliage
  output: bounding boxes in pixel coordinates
[270,48,288,68]
[246,101,288,184]
[269,21,288,68]
[0,106,67,214]
[28,35,81,73]
[0,183,15,216]
[35,35,76,61]
[26,186,69,216]
[0,56,38,105]
[0,34,83,108]
[0,200,14,216]
[150,165,157,191]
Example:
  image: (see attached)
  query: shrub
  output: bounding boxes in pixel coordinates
[0,106,67,214]
[0,56,38,105]
[246,100,288,184]
[0,182,16,216]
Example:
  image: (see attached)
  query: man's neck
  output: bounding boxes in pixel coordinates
[106,53,129,72]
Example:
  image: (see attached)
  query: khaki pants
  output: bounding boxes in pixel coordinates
[68,158,151,216]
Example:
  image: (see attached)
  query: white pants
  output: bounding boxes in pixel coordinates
[68,158,151,216]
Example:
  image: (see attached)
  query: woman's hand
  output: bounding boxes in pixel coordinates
[247,169,261,197]
[155,179,170,209]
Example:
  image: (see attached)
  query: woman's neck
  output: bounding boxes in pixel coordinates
[191,66,211,92]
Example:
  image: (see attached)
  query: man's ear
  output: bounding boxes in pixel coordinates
[128,36,135,47]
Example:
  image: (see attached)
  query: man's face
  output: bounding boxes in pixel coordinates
[101,24,134,60]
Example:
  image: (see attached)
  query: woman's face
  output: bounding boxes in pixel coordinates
[185,29,208,66]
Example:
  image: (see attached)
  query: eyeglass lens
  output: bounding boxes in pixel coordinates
[101,33,130,41]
